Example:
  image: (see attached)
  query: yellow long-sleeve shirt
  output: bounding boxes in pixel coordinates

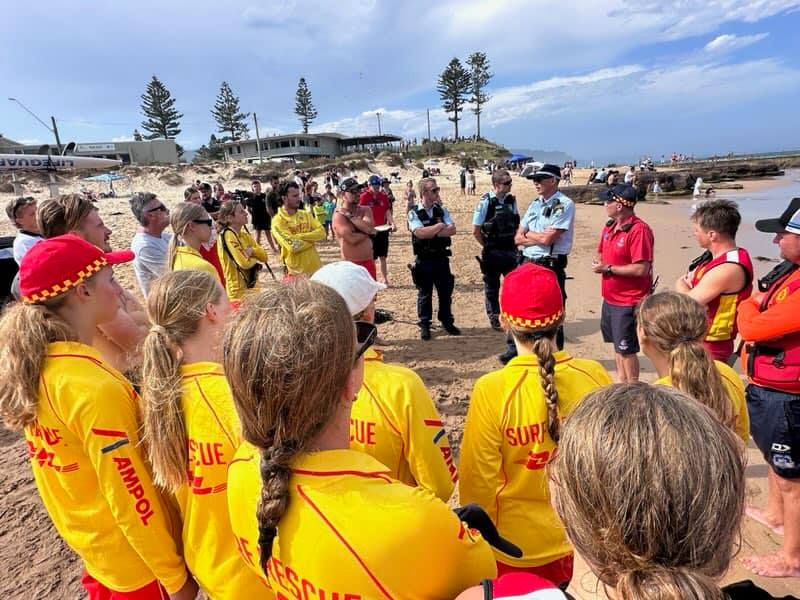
[175,362,273,599]
[654,359,749,442]
[172,245,222,282]
[271,207,325,276]
[228,444,497,599]
[459,352,612,568]
[25,341,187,593]
[217,227,269,300]
[352,347,456,502]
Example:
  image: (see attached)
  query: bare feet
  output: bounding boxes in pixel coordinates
[745,505,785,536]
[742,551,800,578]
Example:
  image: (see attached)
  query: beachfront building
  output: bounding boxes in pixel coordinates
[222,132,402,163]
[0,135,179,165]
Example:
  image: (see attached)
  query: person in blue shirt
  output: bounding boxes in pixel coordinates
[472,169,520,331]
[408,178,460,341]
[499,164,575,363]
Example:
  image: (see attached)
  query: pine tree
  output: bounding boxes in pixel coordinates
[466,52,493,140]
[195,134,224,161]
[132,129,143,141]
[211,81,250,141]
[139,75,183,140]
[294,77,318,134]
[437,58,471,139]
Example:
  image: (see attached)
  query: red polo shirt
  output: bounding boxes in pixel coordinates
[598,215,654,306]
[359,189,392,226]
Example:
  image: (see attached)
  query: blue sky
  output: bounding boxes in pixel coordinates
[3,0,800,164]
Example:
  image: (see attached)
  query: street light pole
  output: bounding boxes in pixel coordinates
[376,112,382,136]
[8,97,62,153]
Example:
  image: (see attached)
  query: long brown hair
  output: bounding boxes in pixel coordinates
[552,383,745,600]
[167,202,209,269]
[637,291,734,430]
[510,319,564,442]
[222,280,355,574]
[0,295,80,429]
[139,270,224,491]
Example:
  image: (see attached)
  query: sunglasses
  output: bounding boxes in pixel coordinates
[192,218,213,227]
[426,187,441,194]
[353,320,378,364]
[499,180,513,186]
[147,204,168,213]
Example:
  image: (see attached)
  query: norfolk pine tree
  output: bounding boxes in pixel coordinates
[437,58,471,139]
[211,81,250,141]
[467,52,493,139]
[139,75,183,140]
[295,77,318,134]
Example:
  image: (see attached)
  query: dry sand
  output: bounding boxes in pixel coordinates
[0,161,796,597]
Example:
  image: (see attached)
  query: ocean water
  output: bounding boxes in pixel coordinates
[719,168,800,261]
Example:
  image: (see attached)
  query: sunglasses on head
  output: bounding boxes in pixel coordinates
[147,204,168,213]
[353,320,378,364]
[499,179,513,186]
[426,187,441,194]
[192,218,213,226]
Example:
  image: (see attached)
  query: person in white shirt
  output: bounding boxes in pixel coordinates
[129,192,172,297]
[624,166,635,184]
[5,196,43,264]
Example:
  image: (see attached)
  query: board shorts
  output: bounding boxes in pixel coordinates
[351,258,377,280]
[746,383,800,478]
[372,230,390,259]
[600,301,639,355]
[82,572,167,600]
[252,212,270,232]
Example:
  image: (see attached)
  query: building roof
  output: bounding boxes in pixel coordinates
[0,134,23,147]
[339,134,403,147]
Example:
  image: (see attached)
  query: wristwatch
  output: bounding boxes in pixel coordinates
[605,264,613,275]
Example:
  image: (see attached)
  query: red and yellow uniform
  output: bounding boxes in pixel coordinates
[459,352,612,569]
[228,444,497,599]
[25,341,187,594]
[271,207,326,276]
[352,347,456,501]
[217,227,268,301]
[172,245,222,283]
[175,362,272,599]
[738,265,800,393]
[690,248,754,361]
[654,360,749,442]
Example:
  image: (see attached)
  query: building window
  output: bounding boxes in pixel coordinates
[313,141,319,147]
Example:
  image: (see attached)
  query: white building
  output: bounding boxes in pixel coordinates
[222,132,402,162]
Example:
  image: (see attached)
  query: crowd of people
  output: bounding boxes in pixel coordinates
[1,160,799,599]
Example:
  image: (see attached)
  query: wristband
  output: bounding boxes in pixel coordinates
[605,264,613,275]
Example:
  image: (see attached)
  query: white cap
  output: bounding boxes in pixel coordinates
[311,261,386,316]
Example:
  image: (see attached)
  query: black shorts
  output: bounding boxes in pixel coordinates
[252,212,271,231]
[747,384,800,479]
[600,301,639,355]
[372,230,390,259]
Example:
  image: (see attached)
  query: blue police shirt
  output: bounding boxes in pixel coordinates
[472,191,519,226]
[408,202,454,231]
[519,191,575,259]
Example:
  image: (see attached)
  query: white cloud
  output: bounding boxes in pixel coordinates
[705,32,769,53]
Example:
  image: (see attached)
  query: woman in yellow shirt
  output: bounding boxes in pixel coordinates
[460,263,612,587]
[637,291,749,442]
[0,235,195,600]
[224,279,497,599]
[168,202,221,283]
[216,200,269,301]
[140,270,271,599]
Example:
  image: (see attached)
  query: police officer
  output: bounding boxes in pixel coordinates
[408,177,460,341]
[500,164,574,363]
[472,169,520,331]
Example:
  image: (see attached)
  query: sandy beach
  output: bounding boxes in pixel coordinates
[0,161,796,598]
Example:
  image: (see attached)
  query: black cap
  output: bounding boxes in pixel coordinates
[526,163,561,180]
[598,183,638,206]
[453,503,523,558]
[755,197,800,234]
[339,177,364,193]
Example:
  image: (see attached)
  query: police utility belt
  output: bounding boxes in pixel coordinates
[522,254,567,269]
[746,261,800,391]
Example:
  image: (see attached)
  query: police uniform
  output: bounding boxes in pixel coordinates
[408,202,457,331]
[517,191,575,349]
[473,191,520,326]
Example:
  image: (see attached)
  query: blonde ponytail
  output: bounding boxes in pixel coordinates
[168,203,208,270]
[0,300,77,429]
[140,270,224,491]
